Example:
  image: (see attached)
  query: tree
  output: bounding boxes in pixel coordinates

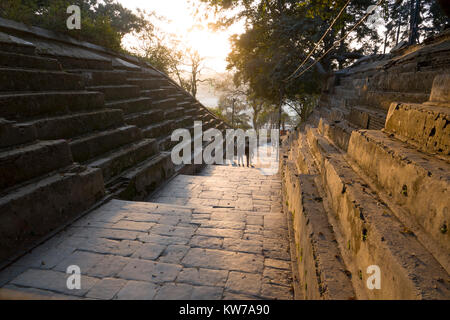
[285,94,320,124]
[0,0,146,50]
[202,0,449,115]
[186,48,208,98]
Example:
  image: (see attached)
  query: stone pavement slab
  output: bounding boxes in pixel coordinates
[0,165,294,299]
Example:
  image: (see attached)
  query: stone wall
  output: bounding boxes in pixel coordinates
[280,30,450,299]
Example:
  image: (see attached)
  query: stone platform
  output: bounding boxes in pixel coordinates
[0,165,295,300]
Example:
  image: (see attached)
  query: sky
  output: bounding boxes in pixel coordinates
[117,0,244,107]
[119,0,243,75]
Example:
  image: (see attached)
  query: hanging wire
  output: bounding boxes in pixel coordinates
[286,0,384,82]
[285,0,352,81]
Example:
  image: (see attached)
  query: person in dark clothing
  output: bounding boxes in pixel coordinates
[245,137,250,167]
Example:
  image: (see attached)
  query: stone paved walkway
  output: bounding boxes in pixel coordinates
[0,165,294,300]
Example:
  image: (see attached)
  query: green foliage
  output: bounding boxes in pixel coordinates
[0,0,145,51]
[202,0,449,119]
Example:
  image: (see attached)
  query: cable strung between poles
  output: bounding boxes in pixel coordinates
[285,0,351,82]
[287,0,384,82]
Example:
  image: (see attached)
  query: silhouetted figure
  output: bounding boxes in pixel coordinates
[245,137,250,167]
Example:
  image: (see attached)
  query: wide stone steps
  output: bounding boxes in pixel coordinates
[0,165,104,265]
[157,135,177,151]
[347,129,450,261]
[86,85,140,101]
[150,97,177,110]
[0,51,60,70]
[385,102,450,157]
[360,91,430,110]
[86,138,159,182]
[127,78,170,90]
[304,126,450,299]
[163,107,185,119]
[0,68,83,92]
[174,116,194,129]
[113,152,174,200]
[142,120,174,140]
[0,140,73,192]
[141,88,168,100]
[0,22,229,270]
[0,31,36,55]
[0,91,105,121]
[320,118,356,152]
[69,70,128,86]
[0,119,36,148]
[371,71,439,94]
[339,71,440,94]
[283,160,356,300]
[124,110,164,128]
[69,125,142,163]
[347,105,387,130]
[23,109,124,140]
[105,97,152,114]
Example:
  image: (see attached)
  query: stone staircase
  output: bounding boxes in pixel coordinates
[281,35,450,299]
[0,19,227,267]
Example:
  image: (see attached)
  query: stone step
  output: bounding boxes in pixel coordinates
[283,161,355,299]
[293,132,319,175]
[124,110,164,128]
[157,135,177,152]
[385,102,450,156]
[124,70,161,79]
[429,74,450,104]
[142,120,174,139]
[185,108,200,117]
[167,93,184,100]
[55,54,113,71]
[317,118,354,152]
[70,70,127,86]
[87,138,159,181]
[70,125,142,163]
[0,32,36,55]
[176,101,192,110]
[160,85,179,94]
[0,140,73,191]
[347,129,450,258]
[0,165,104,264]
[86,85,140,101]
[24,109,124,141]
[334,86,357,99]
[0,68,83,92]
[362,91,430,110]
[105,97,152,115]
[151,98,177,110]
[114,152,175,201]
[370,71,438,94]
[305,126,450,299]
[0,118,36,148]
[164,107,185,119]
[347,105,387,130]
[173,116,194,129]
[127,78,170,90]
[0,91,105,121]
[141,88,167,100]
[0,51,60,70]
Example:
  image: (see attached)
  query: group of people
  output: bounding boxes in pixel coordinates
[237,137,253,167]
